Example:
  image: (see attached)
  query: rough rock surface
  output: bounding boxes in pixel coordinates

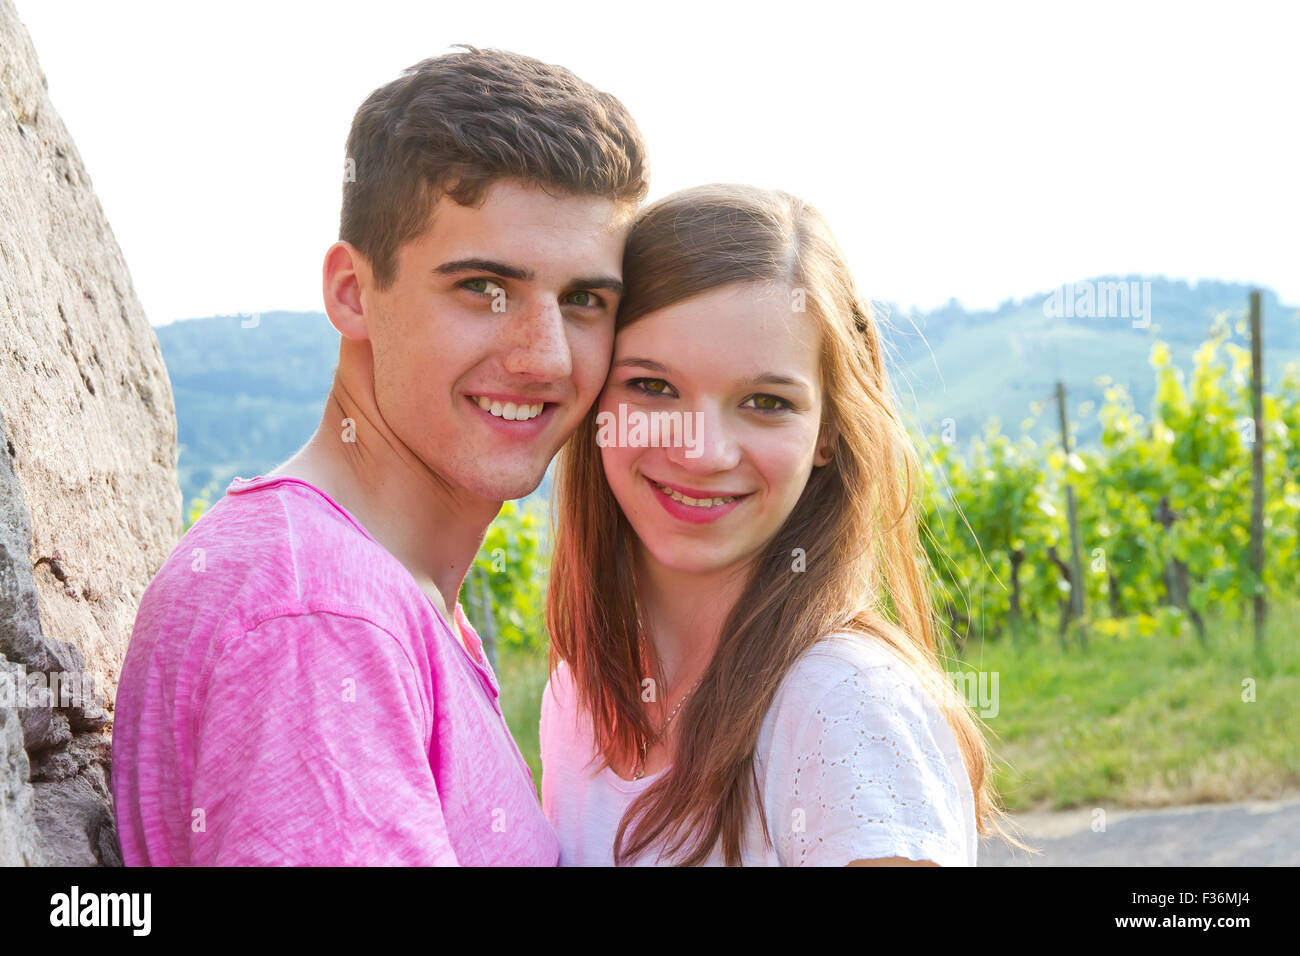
[1,0,182,865]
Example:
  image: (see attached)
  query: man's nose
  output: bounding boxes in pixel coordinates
[502,296,572,381]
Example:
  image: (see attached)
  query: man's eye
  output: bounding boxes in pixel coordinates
[461,277,504,296]
[565,290,605,309]
[628,377,674,397]
[742,393,793,412]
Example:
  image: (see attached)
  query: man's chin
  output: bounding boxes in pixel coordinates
[459,465,548,503]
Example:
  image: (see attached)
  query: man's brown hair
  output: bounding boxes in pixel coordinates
[339,45,649,290]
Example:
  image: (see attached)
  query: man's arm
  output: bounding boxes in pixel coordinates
[189,611,457,866]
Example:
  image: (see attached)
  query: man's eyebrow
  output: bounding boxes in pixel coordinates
[435,259,623,296]
[569,276,625,297]
[434,258,534,280]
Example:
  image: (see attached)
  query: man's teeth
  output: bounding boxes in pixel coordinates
[473,396,546,421]
[655,482,738,508]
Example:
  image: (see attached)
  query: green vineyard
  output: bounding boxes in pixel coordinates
[921,317,1297,652]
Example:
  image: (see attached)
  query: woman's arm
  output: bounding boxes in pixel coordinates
[765,642,974,867]
[848,857,939,866]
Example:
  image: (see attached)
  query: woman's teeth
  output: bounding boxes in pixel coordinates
[473,396,545,421]
[655,482,738,508]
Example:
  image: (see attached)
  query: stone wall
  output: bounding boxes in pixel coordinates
[0,0,182,865]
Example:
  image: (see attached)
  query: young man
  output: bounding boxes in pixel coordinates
[111,47,648,865]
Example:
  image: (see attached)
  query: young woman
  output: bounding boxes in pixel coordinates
[541,183,1023,866]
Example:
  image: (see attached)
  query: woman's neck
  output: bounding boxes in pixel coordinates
[633,548,752,693]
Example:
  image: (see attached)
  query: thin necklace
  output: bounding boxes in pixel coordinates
[632,678,700,781]
[631,594,700,781]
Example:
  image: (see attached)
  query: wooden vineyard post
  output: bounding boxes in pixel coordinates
[1249,289,1267,649]
[1056,380,1087,643]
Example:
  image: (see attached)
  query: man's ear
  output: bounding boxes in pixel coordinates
[814,420,839,467]
[322,240,371,341]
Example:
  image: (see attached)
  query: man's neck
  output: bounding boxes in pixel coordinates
[270,366,501,624]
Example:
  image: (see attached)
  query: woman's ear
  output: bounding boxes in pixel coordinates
[814,421,839,467]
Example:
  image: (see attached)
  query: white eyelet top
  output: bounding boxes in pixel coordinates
[540,631,978,866]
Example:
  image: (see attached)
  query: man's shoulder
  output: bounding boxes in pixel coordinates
[189,474,367,550]
[141,475,418,639]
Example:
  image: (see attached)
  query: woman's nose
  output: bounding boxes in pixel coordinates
[666,405,741,472]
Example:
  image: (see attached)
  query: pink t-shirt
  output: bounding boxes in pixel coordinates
[111,475,558,866]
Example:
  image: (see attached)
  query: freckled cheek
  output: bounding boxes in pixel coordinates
[412,327,483,402]
[571,328,615,397]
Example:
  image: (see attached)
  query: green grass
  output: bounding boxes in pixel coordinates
[495,602,1300,812]
[951,603,1300,811]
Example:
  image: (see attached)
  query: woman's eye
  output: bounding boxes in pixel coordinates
[742,393,793,412]
[628,377,674,397]
[461,277,504,296]
[565,290,605,309]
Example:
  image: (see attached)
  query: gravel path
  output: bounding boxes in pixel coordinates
[978,796,1300,866]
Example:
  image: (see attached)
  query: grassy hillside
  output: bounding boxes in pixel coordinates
[155,311,338,506]
[884,277,1300,448]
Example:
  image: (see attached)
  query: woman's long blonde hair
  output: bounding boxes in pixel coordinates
[546,183,1026,865]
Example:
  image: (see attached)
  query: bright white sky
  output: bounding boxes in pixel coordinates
[15,0,1300,326]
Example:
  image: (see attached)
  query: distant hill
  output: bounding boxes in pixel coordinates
[156,278,1300,508]
[155,311,338,506]
[880,276,1299,449]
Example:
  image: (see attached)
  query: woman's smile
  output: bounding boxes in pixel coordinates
[645,474,752,524]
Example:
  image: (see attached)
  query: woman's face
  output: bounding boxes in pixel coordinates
[598,281,833,578]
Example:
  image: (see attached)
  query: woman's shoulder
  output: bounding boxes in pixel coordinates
[539,658,587,764]
[545,657,572,696]
[759,629,977,867]
[540,657,593,743]
[760,628,969,801]
[771,630,947,716]
[541,658,576,721]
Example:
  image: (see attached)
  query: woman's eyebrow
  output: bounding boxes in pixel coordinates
[741,373,809,389]
[613,360,810,394]
[613,357,671,373]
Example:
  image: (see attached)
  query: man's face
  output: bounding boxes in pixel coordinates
[365,179,631,501]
